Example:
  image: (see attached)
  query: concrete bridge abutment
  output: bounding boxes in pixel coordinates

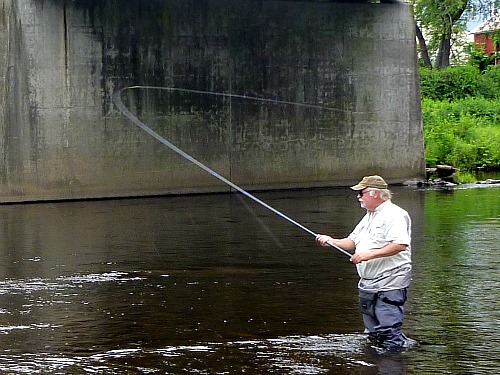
[0,0,424,202]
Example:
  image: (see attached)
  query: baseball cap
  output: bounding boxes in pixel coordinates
[350,175,388,190]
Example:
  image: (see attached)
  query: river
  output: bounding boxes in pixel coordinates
[0,181,498,374]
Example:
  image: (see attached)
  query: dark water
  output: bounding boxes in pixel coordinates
[0,183,498,374]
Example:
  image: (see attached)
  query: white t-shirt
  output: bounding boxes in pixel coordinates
[348,200,412,290]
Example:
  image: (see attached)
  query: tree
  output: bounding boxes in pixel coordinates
[413,0,500,69]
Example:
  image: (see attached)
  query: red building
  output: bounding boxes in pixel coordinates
[471,14,500,64]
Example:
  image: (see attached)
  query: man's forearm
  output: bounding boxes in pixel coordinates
[332,238,356,252]
[316,235,355,253]
[370,242,407,259]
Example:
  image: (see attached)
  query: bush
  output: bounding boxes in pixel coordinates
[420,65,499,101]
[482,65,500,97]
[420,66,480,100]
[467,42,496,71]
[422,97,500,171]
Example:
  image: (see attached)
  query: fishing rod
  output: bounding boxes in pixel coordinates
[112,86,352,259]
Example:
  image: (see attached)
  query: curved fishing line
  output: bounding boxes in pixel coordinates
[112,86,352,258]
[118,85,358,113]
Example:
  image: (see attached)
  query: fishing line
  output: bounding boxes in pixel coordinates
[115,85,360,113]
[234,192,285,250]
[112,86,352,258]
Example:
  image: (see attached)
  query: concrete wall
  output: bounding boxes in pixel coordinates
[0,0,424,202]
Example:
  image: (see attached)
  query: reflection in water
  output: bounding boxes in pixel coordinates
[406,185,500,375]
[0,185,498,373]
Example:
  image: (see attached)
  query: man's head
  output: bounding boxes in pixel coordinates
[350,175,387,190]
[350,175,392,211]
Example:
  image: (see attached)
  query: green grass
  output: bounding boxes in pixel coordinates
[422,97,500,172]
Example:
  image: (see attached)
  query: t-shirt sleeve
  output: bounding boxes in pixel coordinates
[385,212,411,246]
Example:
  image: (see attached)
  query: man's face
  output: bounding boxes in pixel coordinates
[357,188,378,211]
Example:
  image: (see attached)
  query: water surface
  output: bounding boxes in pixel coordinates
[0,184,498,374]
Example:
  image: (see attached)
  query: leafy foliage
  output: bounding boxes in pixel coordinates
[467,43,497,71]
[413,0,469,69]
[413,0,500,69]
[422,97,500,170]
[415,2,500,171]
[419,65,499,100]
[482,65,500,95]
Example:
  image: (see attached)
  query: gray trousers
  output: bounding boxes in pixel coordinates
[359,288,407,349]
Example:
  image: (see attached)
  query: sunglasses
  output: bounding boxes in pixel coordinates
[357,189,370,197]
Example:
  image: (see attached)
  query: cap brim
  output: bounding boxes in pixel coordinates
[350,184,366,190]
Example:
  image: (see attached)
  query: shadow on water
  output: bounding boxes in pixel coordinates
[0,183,498,373]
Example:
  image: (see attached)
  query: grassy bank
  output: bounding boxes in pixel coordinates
[422,97,500,172]
[420,66,500,176]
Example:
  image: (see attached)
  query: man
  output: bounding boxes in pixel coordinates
[316,175,412,351]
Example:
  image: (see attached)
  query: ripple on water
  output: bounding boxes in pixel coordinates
[0,271,146,295]
[0,334,385,374]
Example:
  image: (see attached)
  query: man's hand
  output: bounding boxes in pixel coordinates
[350,250,372,264]
[315,234,334,247]
[315,235,356,255]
